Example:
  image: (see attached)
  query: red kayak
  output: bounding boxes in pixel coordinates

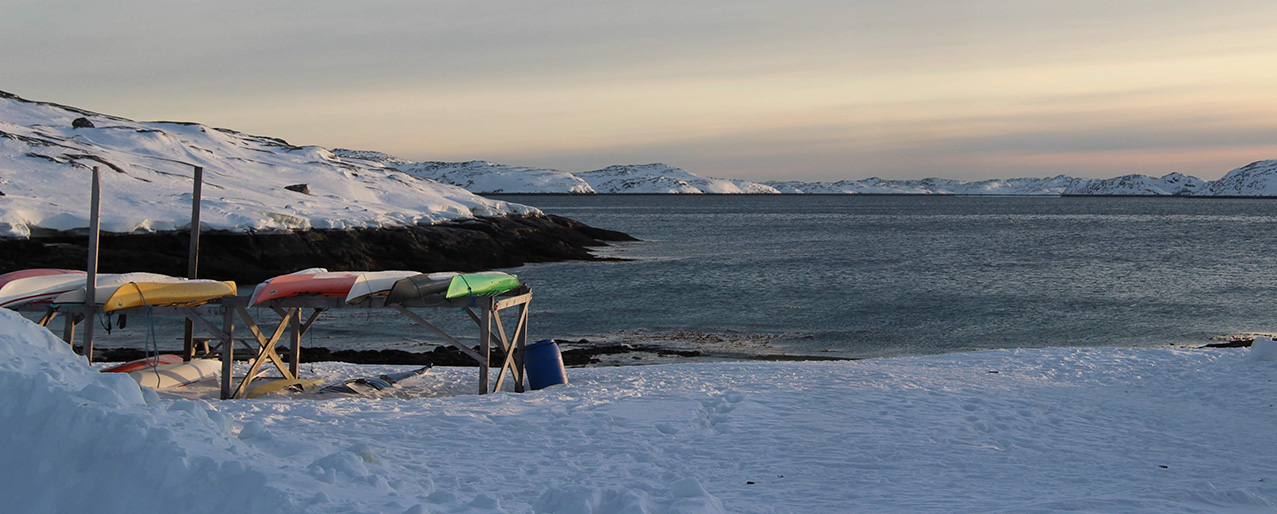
[102,354,185,373]
[250,271,361,305]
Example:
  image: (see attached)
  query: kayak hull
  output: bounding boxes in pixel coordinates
[128,359,220,389]
[103,280,238,312]
[102,354,184,373]
[384,272,519,305]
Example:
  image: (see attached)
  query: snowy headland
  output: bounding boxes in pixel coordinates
[7,90,1277,238]
[3,309,1276,513]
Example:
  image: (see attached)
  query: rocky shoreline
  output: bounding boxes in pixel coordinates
[0,214,634,284]
[91,339,854,368]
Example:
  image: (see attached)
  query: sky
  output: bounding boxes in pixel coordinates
[3,0,1276,181]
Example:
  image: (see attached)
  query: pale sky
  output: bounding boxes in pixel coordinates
[4,0,1276,181]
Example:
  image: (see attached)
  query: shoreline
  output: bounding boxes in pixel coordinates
[0,213,635,284]
[89,339,857,368]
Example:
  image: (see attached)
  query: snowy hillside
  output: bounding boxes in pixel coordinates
[0,91,536,239]
[1061,173,1207,196]
[332,150,595,194]
[1204,160,1277,196]
[765,176,1077,195]
[578,164,780,194]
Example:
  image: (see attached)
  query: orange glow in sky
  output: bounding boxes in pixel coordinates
[4,1,1275,181]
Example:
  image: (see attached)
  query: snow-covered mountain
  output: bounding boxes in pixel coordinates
[0,91,536,239]
[766,176,1077,195]
[332,150,595,194]
[1203,160,1277,196]
[578,163,780,194]
[1060,173,1208,196]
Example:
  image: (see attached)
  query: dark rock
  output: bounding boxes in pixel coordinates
[284,183,310,195]
[1205,339,1252,348]
[0,214,634,284]
[72,117,94,129]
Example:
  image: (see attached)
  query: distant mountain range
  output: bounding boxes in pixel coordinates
[4,89,1277,238]
[345,154,1277,196]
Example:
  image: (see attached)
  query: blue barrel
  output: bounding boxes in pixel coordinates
[524,339,568,390]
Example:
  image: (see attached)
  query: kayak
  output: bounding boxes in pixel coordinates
[0,272,89,308]
[102,280,237,312]
[52,272,186,305]
[343,270,423,303]
[384,272,519,305]
[250,271,361,305]
[128,359,220,389]
[0,268,81,289]
[317,366,432,396]
[245,378,325,398]
[101,353,184,373]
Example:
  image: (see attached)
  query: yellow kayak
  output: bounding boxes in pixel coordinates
[103,280,238,312]
[245,378,325,398]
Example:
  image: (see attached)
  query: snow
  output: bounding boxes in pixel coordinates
[0,91,537,239]
[578,164,780,194]
[333,150,596,194]
[1061,173,1208,196]
[1206,160,1277,197]
[3,311,1277,513]
[6,91,1277,206]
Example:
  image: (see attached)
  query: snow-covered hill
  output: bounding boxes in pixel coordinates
[1060,173,1207,196]
[0,91,536,239]
[765,176,1077,195]
[578,164,780,194]
[332,150,595,194]
[1203,160,1277,196]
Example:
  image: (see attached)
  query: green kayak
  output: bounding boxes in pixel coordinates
[385,271,520,304]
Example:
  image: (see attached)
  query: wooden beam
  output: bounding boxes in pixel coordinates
[61,314,76,345]
[233,306,295,380]
[177,307,231,342]
[220,304,234,400]
[494,292,532,311]
[515,303,529,392]
[289,308,301,378]
[84,167,100,362]
[37,308,57,327]
[390,305,485,363]
[480,300,491,394]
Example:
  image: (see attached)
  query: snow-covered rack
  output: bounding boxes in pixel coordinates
[24,285,533,399]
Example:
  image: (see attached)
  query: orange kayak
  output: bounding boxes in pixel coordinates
[251,271,361,305]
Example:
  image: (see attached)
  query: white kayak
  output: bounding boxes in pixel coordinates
[0,272,89,308]
[343,270,423,303]
[52,272,187,305]
[128,359,220,389]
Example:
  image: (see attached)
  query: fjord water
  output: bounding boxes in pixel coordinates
[492,195,1277,358]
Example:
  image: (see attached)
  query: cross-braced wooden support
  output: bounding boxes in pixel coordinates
[20,284,531,399]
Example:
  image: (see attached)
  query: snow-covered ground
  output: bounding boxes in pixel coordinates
[4,310,1276,513]
[0,91,536,239]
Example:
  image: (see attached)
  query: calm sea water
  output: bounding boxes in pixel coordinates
[488,195,1277,358]
[78,195,1277,359]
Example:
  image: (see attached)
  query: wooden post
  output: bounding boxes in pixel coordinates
[480,300,492,394]
[221,301,234,400]
[289,308,301,378]
[62,315,76,344]
[515,302,529,393]
[84,167,101,362]
[183,166,203,361]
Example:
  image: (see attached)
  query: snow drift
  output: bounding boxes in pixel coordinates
[4,305,1277,513]
[0,309,295,513]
